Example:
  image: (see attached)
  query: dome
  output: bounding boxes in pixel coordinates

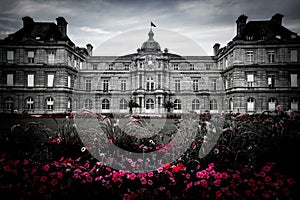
[141,28,161,52]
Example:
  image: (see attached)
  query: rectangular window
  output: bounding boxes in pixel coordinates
[225,79,228,90]
[291,50,298,62]
[139,74,142,88]
[267,51,275,63]
[246,51,254,63]
[67,76,71,88]
[103,80,109,92]
[193,79,199,91]
[93,64,97,70]
[205,64,211,70]
[121,80,126,91]
[175,80,180,91]
[108,64,113,70]
[124,64,129,70]
[48,52,55,64]
[174,64,179,70]
[47,74,54,87]
[291,74,298,87]
[27,74,34,87]
[211,79,217,91]
[7,51,14,63]
[247,74,254,87]
[7,74,14,86]
[158,74,161,89]
[267,75,275,88]
[190,64,194,70]
[28,51,35,63]
[79,61,83,69]
[85,79,91,91]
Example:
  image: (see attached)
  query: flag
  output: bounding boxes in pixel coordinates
[151,22,156,27]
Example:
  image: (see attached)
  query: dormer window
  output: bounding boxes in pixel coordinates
[291,34,297,39]
[35,36,41,40]
[276,35,281,39]
[174,64,179,70]
[246,35,253,40]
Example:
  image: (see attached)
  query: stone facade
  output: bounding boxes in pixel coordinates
[0,14,299,115]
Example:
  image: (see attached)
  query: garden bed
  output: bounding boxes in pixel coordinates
[0,111,299,199]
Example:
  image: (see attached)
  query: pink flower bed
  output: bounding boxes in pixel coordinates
[0,153,297,200]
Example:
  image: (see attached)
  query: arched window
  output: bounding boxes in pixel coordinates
[26,97,34,110]
[146,77,154,91]
[67,98,72,110]
[146,98,154,109]
[46,97,54,110]
[120,99,128,110]
[85,99,92,109]
[268,98,277,111]
[4,97,13,110]
[174,99,181,110]
[291,98,299,111]
[247,98,255,112]
[229,98,233,111]
[192,99,200,110]
[102,99,110,110]
[210,99,218,110]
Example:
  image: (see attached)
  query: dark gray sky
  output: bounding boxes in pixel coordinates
[1,0,300,55]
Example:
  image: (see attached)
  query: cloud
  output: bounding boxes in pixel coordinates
[0,0,300,56]
[80,26,110,35]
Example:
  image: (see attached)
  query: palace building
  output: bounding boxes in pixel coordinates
[0,14,299,115]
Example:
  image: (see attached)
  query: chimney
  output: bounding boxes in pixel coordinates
[213,43,220,56]
[271,13,283,26]
[22,16,34,29]
[86,44,93,56]
[56,17,68,37]
[236,14,248,38]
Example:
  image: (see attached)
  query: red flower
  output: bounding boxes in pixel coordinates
[247,179,255,187]
[40,176,47,182]
[163,163,171,170]
[57,172,63,179]
[262,165,271,172]
[123,193,131,200]
[200,180,208,188]
[264,176,272,182]
[216,190,222,198]
[214,179,222,187]
[43,164,50,171]
[130,191,136,200]
[287,178,296,185]
[51,178,58,186]
[172,166,180,173]
[262,193,270,199]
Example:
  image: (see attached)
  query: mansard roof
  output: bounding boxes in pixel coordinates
[233,16,299,41]
[2,21,74,46]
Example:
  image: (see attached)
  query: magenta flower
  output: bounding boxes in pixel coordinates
[140,177,147,185]
[147,171,153,178]
[129,173,136,180]
[50,178,58,186]
[43,164,50,171]
[148,179,153,185]
[123,193,131,200]
[40,176,47,182]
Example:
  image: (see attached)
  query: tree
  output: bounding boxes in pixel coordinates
[163,100,174,114]
[128,99,140,115]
